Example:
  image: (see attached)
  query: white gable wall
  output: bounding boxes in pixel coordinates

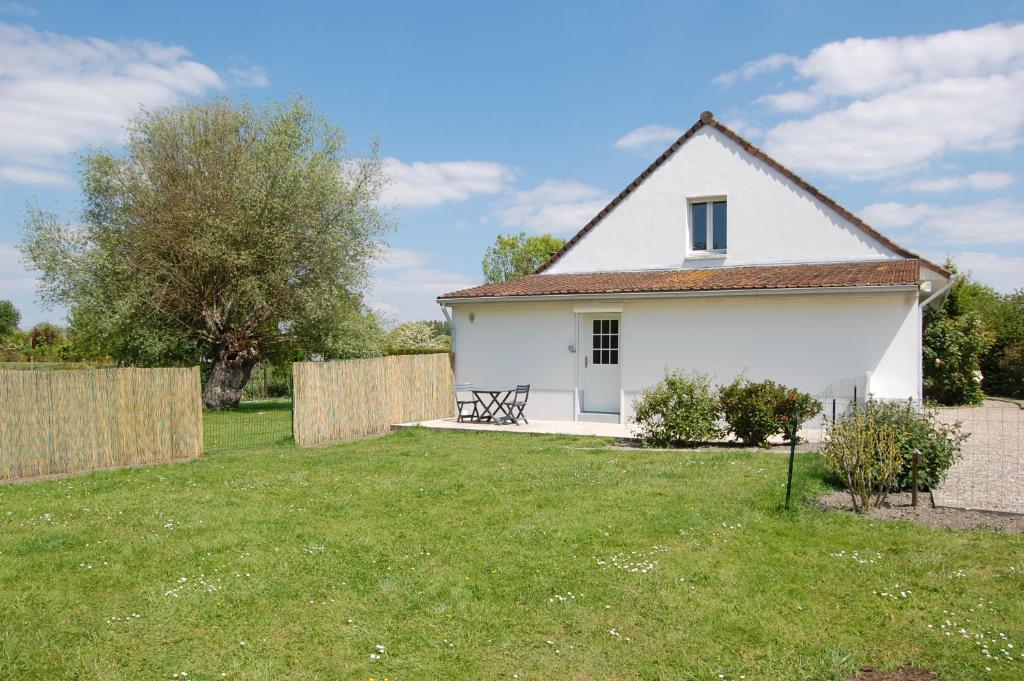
[547,126,900,274]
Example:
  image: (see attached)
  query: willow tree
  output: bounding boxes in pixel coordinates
[22,98,389,408]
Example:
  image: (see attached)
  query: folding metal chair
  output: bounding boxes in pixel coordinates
[455,383,479,422]
[509,384,530,424]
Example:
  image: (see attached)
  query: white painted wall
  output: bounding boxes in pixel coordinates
[448,290,921,423]
[619,291,921,421]
[450,301,578,421]
[546,126,901,274]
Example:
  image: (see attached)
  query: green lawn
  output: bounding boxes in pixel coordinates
[202,399,294,453]
[1,424,1021,680]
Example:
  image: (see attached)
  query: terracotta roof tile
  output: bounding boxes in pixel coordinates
[533,111,949,279]
[438,260,920,300]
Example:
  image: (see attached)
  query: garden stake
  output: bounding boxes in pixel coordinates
[784,423,797,509]
[911,448,920,507]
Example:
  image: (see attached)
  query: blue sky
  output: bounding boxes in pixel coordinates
[1,0,1022,326]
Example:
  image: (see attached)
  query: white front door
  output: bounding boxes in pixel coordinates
[580,314,621,413]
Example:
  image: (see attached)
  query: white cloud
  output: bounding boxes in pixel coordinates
[902,177,966,193]
[755,91,821,112]
[0,243,33,294]
[763,70,1024,178]
[227,65,269,87]
[928,251,1024,292]
[375,246,431,271]
[791,23,1024,100]
[0,22,226,185]
[0,2,37,18]
[722,23,1024,179]
[0,242,62,327]
[495,179,610,235]
[967,171,1017,191]
[370,247,475,321]
[613,124,682,152]
[713,53,797,86]
[905,171,1016,193]
[860,202,935,228]
[380,158,514,208]
[719,116,763,139]
[0,164,72,186]
[862,198,1024,244]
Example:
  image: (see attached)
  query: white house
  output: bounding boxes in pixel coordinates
[437,112,950,424]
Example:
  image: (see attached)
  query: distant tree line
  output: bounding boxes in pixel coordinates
[0,304,81,363]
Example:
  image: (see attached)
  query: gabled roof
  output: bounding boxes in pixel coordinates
[533,111,948,278]
[438,259,920,301]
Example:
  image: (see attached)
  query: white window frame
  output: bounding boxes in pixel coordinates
[590,318,619,365]
[687,196,727,256]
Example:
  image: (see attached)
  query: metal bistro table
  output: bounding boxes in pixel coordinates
[471,387,518,424]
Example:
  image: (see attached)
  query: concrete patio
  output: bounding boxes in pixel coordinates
[392,417,635,439]
[392,417,829,452]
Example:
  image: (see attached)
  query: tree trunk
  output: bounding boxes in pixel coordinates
[203,331,260,409]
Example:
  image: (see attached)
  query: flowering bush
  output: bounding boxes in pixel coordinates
[719,377,820,447]
[632,370,723,447]
[776,389,823,445]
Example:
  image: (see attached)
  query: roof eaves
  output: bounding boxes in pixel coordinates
[437,283,920,303]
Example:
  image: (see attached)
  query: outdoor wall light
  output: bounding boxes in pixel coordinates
[469,312,475,323]
[568,344,575,353]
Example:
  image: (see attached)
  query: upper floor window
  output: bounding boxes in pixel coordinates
[689,198,727,253]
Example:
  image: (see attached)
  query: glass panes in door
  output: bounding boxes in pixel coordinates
[591,319,619,365]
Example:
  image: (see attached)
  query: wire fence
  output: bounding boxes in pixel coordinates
[203,399,294,454]
[789,394,1023,516]
[931,400,1024,515]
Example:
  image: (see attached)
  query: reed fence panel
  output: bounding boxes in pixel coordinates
[293,354,455,446]
[0,367,203,481]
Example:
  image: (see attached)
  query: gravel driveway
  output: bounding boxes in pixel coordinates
[933,400,1023,515]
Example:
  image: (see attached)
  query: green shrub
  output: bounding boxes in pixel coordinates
[719,377,820,447]
[822,411,903,513]
[923,309,990,405]
[988,341,1024,399]
[776,389,824,444]
[385,321,450,353]
[856,399,968,490]
[0,344,26,362]
[632,370,723,447]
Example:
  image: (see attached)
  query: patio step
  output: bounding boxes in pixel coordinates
[577,411,620,424]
